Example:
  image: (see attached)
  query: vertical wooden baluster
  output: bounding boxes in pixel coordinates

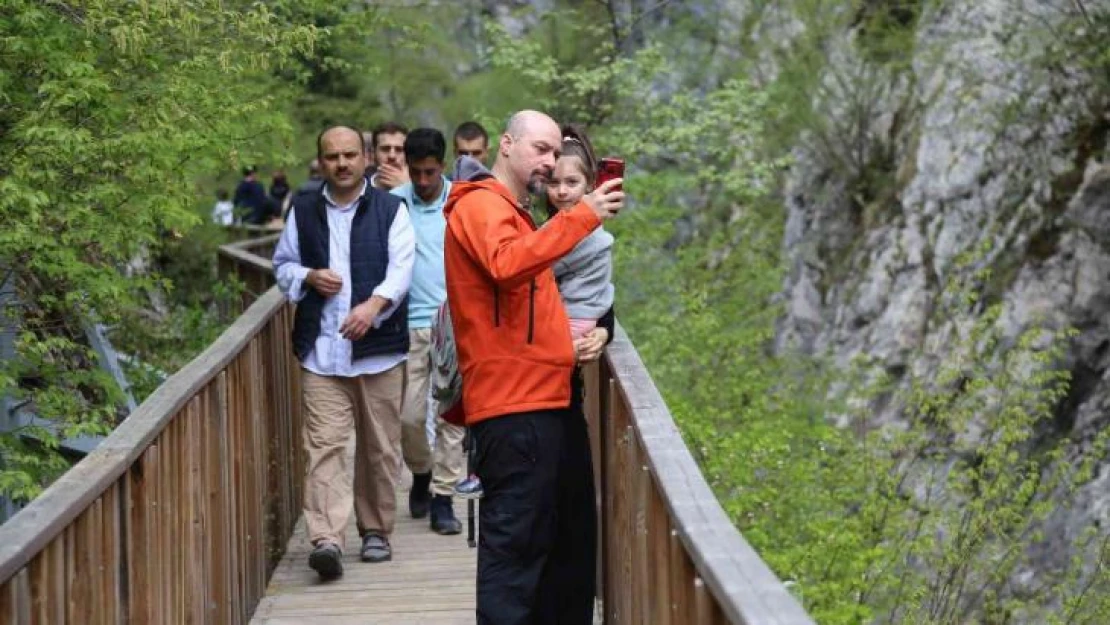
[216,369,235,625]
[102,482,121,625]
[668,530,690,623]
[633,459,651,624]
[694,576,715,625]
[650,487,672,625]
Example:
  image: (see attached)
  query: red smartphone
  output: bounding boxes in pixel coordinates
[596,157,625,192]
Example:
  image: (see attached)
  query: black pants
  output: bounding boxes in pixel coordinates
[472,405,597,625]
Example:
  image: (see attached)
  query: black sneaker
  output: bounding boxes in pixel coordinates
[409,472,432,519]
[308,542,343,580]
[429,494,463,535]
[360,533,392,563]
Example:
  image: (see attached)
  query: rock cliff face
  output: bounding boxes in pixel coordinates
[771,0,1110,572]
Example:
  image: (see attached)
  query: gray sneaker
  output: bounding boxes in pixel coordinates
[308,542,343,580]
[360,533,392,563]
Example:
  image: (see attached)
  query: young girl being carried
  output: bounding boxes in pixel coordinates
[547,124,615,340]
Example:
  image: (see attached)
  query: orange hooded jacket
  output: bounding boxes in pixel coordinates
[443,177,601,425]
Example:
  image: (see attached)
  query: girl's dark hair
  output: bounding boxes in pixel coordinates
[559,124,598,188]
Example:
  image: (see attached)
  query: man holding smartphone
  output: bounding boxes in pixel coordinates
[443,110,623,624]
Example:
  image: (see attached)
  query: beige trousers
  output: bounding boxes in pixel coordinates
[302,364,404,549]
[401,328,466,496]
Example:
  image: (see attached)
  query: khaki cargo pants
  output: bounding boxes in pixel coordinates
[401,328,465,496]
[301,363,404,548]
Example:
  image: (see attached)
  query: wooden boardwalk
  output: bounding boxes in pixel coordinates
[250,471,477,625]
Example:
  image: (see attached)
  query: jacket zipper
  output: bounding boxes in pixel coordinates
[493,285,500,327]
[527,280,536,344]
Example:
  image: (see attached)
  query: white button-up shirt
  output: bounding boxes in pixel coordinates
[273,180,415,377]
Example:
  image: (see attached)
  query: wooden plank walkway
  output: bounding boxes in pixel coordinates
[250,471,477,625]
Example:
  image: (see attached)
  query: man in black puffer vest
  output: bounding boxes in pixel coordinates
[273,126,415,581]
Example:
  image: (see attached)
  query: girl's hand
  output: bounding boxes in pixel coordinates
[574,328,609,363]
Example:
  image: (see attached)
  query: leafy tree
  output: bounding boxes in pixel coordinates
[0,0,318,500]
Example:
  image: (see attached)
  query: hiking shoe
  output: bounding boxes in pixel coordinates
[430,494,463,535]
[360,533,392,563]
[454,474,484,499]
[308,542,343,580]
[409,472,432,519]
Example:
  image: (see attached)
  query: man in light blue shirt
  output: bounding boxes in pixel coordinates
[391,128,465,535]
[273,126,415,580]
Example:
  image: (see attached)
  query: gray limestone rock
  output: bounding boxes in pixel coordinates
[771,0,1110,613]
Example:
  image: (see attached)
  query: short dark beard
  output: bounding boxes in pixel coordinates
[526,177,547,197]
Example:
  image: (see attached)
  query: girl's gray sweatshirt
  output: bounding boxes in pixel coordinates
[552,227,614,319]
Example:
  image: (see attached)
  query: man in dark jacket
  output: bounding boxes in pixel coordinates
[233,166,268,225]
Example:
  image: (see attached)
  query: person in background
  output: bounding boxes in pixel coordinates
[211,189,234,225]
[306,158,323,185]
[272,125,416,581]
[234,166,269,225]
[287,159,325,220]
[370,121,409,191]
[453,121,490,165]
[270,170,291,221]
[390,128,465,536]
[445,120,493,501]
[363,130,377,179]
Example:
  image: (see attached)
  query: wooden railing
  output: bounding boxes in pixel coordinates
[217,233,279,315]
[0,255,303,622]
[0,231,814,624]
[583,342,815,624]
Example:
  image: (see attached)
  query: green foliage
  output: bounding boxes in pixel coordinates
[475,5,1110,622]
[271,0,397,131]
[4,2,1108,623]
[639,243,1110,623]
[0,0,318,500]
[110,221,243,400]
[481,13,646,127]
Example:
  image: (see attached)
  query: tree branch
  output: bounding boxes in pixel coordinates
[1072,0,1093,26]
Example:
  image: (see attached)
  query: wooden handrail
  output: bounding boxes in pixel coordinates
[584,333,815,624]
[0,289,284,581]
[217,234,279,314]
[0,233,302,622]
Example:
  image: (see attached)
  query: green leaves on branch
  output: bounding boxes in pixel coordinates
[0,0,318,500]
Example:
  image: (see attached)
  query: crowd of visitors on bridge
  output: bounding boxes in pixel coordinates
[272,110,623,624]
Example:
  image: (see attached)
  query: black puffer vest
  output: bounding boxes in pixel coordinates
[291,186,409,362]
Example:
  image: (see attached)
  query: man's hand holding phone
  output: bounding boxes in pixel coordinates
[584,178,624,221]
